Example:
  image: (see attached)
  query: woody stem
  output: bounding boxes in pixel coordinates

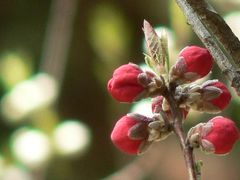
[165,85,199,180]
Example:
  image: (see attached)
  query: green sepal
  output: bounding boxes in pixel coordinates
[144,53,160,75]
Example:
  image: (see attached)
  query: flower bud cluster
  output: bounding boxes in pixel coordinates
[107,21,238,156]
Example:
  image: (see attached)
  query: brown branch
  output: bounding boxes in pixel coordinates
[174,0,240,95]
[40,0,79,87]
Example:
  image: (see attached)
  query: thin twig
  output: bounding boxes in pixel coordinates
[40,0,79,88]
[174,0,240,94]
[165,84,198,180]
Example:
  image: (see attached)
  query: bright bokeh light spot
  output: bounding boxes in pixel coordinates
[1,165,32,180]
[224,12,240,39]
[11,128,51,168]
[1,73,58,122]
[52,120,91,156]
[0,52,32,90]
[130,98,153,117]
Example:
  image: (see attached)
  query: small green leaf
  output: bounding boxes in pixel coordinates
[159,29,170,74]
[144,53,159,75]
[143,20,170,76]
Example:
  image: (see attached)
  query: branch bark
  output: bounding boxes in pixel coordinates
[174,0,240,95]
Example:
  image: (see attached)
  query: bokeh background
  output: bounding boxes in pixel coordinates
[0,0,240,179]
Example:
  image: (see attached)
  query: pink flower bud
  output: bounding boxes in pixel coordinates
[171,46,213,83]
[107,63,145,103]
[201,116,239,154]
[111,115,149,154]
[204,81,231,110]
[180,46,213,77]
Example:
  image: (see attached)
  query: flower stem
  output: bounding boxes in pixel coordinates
[165,85,199,180]
[174,122,198,180]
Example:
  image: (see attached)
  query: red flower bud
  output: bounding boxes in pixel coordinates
[204,81,231,110]
[171,46,213,83]
[201,116,239,154]
[111,115,149,154]
[108,63,145,103]
[180,46,213,77]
